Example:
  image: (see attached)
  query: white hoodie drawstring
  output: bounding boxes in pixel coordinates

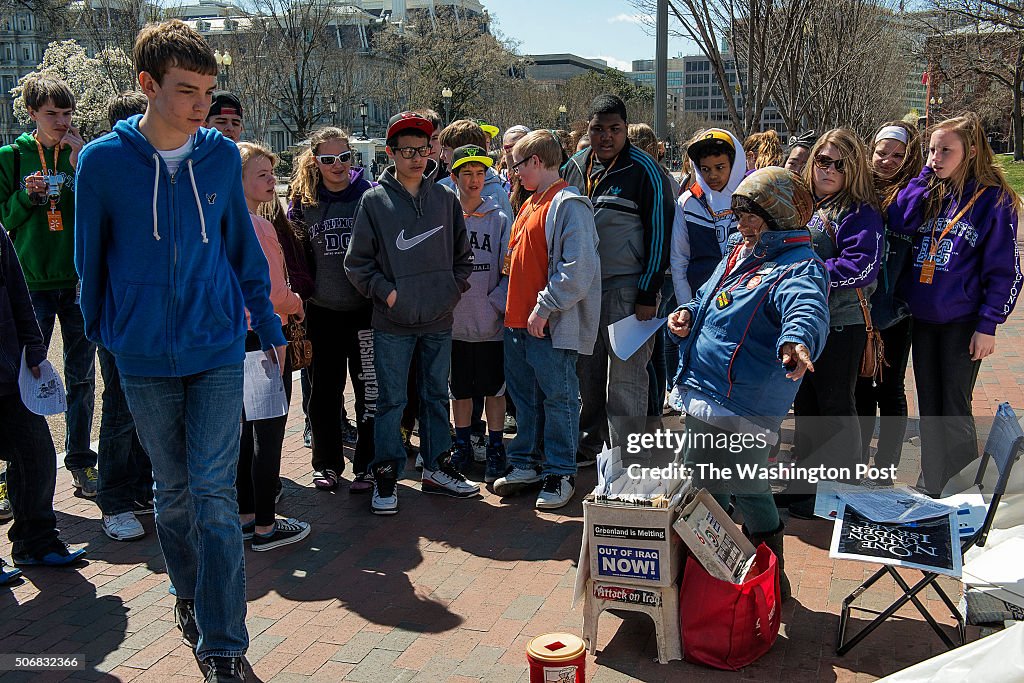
[151,154,161,241]
[186,160,208,244]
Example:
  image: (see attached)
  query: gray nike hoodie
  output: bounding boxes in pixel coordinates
[345,160,474,335]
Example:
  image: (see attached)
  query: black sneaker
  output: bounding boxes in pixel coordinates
[372,464,399,515]
[175,598,200,649]
[202,655,250,682]
[132,499,156,516]
[575,451,597,468]
[342,419,358,446]
[303,422,312,449]
[12,541,86,567]
[449,441,474,474]
[251,518,311,551]
[484,442,507,484]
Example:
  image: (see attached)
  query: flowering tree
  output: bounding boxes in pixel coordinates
[11,40,135,139]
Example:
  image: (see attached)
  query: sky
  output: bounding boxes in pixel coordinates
[484,0,696,72]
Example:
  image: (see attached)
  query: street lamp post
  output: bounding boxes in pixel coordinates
[558,104,567,130]
[441,87,452,126]
[213,49,231,89]
[359,100,369,139]
[328,95,337,126]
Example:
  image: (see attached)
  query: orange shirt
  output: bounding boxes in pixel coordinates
[505,180,567,328]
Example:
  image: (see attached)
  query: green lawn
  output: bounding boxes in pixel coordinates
[998,154,1024,196]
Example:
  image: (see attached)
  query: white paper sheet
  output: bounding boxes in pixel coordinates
[242,350,288,421]
[607,314,668,361]
[19,348,66,416]
[837,485,958,524]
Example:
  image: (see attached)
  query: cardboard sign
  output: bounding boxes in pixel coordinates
[595,544,661,581]
[592,524,666,542]
[593,584,663,607]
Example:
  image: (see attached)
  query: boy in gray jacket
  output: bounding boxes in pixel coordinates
[493,130,601,510]
[345,112,478,515]
[446,145,512,482]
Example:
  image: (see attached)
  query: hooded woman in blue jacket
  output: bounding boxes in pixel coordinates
[669,167,829,600]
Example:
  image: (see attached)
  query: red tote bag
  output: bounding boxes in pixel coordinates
[679,543,781,670]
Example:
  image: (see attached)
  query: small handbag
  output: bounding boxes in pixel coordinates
[856,287,887,382]
[285,320,312,370]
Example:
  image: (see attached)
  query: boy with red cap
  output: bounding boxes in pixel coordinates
[345,111,478,515]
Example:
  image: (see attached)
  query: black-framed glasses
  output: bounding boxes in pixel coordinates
[813,154,846,174]
[393,145,432,159]
[316,151,352,165]
[510,155,533,174]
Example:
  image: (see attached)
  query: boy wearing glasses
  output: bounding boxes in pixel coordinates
[493,131,600,510]
[345,112,478,515]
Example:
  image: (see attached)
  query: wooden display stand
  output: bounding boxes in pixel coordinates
[581,578,683,664]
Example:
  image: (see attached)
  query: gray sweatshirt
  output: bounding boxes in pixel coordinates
[452,196,511,343]
[344,161,474,335]
[534,188,602,355]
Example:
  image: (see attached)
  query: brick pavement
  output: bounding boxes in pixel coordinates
[4,300,1022,681]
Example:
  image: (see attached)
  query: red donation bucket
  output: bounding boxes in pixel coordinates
[526,632,586,683]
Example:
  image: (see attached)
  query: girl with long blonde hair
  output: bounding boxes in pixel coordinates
[788,128,884,518]
[893,112,1022,494]
[286,126,378,494]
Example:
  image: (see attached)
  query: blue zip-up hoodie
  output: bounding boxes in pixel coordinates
[74,116,286,377]
[672,229,830,430]
[894,167,1022,335]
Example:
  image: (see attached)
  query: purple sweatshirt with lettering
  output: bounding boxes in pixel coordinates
[894,167,1021,335]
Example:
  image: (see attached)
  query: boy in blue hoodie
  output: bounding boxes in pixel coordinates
[447,145,512,482]
[75,20,285,680]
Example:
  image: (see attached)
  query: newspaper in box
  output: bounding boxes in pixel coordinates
[673,489,757,584]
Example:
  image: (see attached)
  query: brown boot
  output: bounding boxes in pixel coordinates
[747,522,791,602]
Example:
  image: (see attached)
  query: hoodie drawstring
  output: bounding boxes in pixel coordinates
[187,160,208,244]
[151,154,161,241]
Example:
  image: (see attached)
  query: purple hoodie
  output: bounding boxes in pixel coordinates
[894,167,1021,335]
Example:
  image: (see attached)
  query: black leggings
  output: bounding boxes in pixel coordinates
[855,317,912,469]
[237,330,293,526]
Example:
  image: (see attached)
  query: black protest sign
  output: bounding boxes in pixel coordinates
[830,505,962,577]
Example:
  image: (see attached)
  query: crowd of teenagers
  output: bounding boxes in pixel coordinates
[0,18,1019,682]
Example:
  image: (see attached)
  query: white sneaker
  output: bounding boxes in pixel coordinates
[493,466,542,497]
[102,512,145,541]
[421,463,480,498]
[372,465,399,515]
[536,475,575,510]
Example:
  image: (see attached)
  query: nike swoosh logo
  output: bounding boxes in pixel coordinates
[396,225,444,251]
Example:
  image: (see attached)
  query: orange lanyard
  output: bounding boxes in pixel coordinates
[34,134,59,176]
[584,152,618,198]
[927,188,986,259]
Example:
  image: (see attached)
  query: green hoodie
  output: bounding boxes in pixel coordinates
[0,132,78,291]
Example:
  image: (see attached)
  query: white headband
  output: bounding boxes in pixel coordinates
[875,126,909,145]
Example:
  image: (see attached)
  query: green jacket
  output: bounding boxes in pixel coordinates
[0,132,78,291]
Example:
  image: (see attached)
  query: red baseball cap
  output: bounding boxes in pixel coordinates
[386,111,434,140]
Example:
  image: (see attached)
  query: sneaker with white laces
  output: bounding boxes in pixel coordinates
[202,655,251,682]
[251,518,310,551]
[71,466,98,497]
[493,466,542,497]
[536,474,575,509]
[102,512,145,541]
[0,480,12,522]
[372,464,399,515]
[421,461,480,498]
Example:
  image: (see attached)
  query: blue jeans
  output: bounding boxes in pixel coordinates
[121,364,247,659]
[373,330,452,472]
[30,287,97,471]
[96,347,152,516]
[504,329,579,477]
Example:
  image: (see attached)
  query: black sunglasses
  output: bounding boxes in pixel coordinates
[813,154,846,174]
[393,145,432,159]
[315,151,352,165]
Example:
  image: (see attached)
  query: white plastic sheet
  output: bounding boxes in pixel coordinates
[607,314,667,361]
[877,621,1024,682]
[18,347,66,416]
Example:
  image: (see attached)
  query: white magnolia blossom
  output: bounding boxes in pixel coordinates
[11,40,134,138]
